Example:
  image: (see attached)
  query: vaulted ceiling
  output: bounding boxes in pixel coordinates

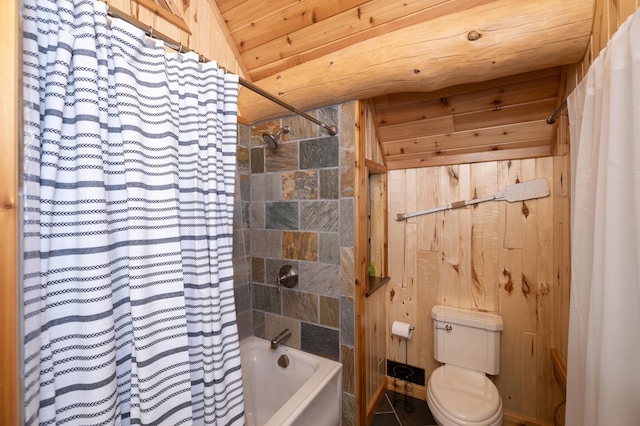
[213,0,595,168]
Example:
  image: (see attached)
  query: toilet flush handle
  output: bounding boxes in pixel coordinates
[436,324,453,332]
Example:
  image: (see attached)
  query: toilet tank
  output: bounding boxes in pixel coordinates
[432,305,503,375]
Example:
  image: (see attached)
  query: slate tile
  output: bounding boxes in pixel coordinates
[301,322,339,361]
[300,136,339,169]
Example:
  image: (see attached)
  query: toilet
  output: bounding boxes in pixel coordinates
[426,305,504,426]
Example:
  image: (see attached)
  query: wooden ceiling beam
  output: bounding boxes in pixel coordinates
[244,0,498,81]
[237,0,593,123]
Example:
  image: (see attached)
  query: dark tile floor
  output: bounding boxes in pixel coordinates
[370,389,437,426]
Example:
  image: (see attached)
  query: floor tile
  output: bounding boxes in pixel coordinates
[375,393,394,413]
[370,390,437,426]
[370,412,400,426]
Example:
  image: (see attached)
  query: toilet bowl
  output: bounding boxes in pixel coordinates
[427,365,502,426]
[426,306,504,426]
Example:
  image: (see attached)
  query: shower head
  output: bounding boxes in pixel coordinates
[262,126,290,149]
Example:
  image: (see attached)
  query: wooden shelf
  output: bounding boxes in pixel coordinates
[366,276,390,297]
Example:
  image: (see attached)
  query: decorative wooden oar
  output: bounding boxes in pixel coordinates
[394,177,550,221]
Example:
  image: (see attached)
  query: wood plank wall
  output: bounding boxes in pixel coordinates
[586,0,640,72]
[1,1,20,423]
[364,283,387,418]
[386,158,561,424]
[361,99,389,422]
[364,100,385,166]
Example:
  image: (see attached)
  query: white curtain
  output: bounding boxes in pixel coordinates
[566,8,640,426]
[22,0,245,424]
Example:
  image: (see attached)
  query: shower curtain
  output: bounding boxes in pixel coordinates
[22,0,245,424]
[566,7,640,426]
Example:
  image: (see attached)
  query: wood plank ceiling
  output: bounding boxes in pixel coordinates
[371,67,563,169]
[213,0,594,168]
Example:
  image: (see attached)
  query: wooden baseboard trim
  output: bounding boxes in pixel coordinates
[385,375,427,401]
[503,411,552,426]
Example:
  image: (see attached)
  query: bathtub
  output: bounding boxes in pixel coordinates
[240,336,343,426]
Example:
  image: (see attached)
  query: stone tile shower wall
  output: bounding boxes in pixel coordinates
[240,102,357,426]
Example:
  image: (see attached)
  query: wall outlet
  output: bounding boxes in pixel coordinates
[386,359,425,386]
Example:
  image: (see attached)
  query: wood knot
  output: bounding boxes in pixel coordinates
[467,30,482,41]
[447,165,458,181]
[522,274,531,297]
[503,268,513,294]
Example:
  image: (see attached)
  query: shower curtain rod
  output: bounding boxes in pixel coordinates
[105,4,338,136]
[546,99,567,124]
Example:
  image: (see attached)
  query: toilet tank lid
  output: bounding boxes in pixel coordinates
[431,305,503,331]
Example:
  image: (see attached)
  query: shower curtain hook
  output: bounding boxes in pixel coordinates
[148,26,154,39]
[178,43,183,53]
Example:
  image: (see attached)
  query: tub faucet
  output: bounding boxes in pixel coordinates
[270,328,292,349]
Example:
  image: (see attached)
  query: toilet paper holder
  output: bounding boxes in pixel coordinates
[391,321,415,339]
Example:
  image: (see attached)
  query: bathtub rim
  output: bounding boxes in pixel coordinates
[240,335,343,426]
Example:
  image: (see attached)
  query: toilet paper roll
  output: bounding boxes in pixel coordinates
[391,321,415,340]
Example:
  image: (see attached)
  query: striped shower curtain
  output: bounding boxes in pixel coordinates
[22,0,245,424]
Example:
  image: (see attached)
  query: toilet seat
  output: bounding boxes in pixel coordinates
[427,365,502,426]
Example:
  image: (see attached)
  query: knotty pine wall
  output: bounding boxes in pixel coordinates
[1,1,20,423]
[361,100,389,423]
[386,158,561,424]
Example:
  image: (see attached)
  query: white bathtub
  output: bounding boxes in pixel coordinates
[240,336,343,426]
